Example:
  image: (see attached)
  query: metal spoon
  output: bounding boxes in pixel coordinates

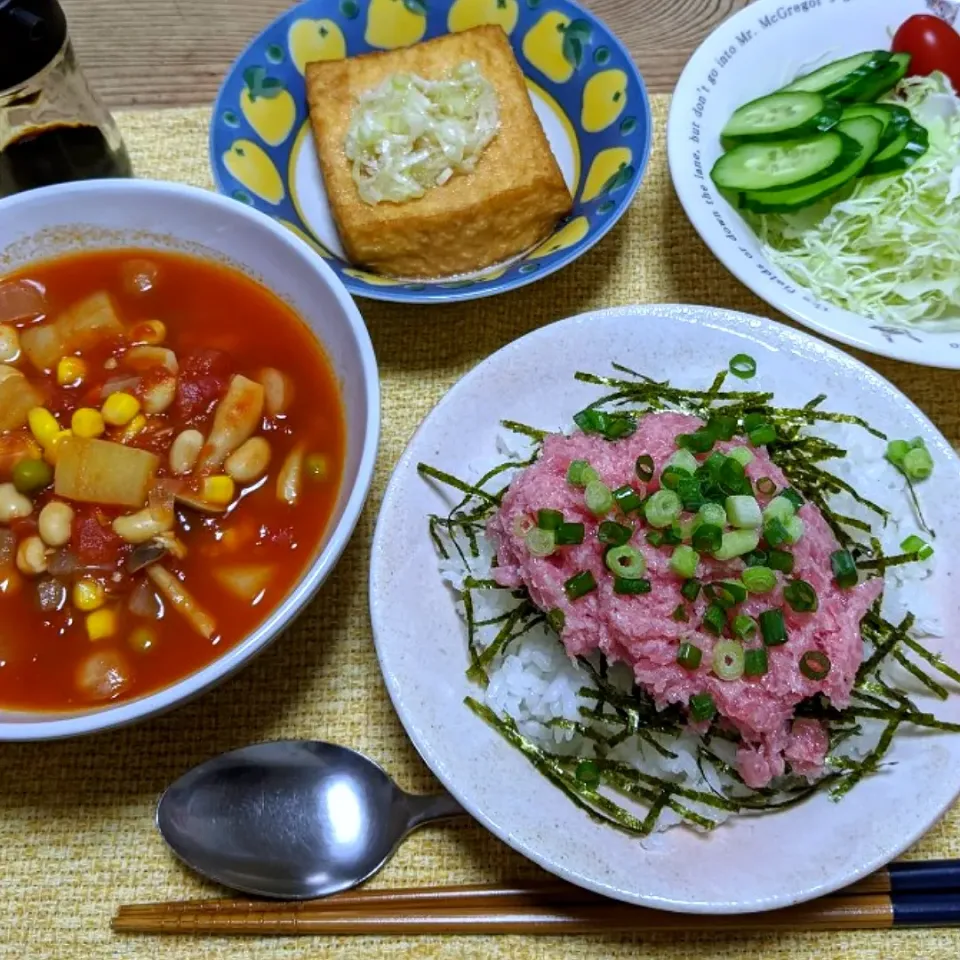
[156,740,466,900]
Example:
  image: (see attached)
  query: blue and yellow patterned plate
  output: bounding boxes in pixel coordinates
[210,0,652,303]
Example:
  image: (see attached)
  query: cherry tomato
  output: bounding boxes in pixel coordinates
[892,14,960,92]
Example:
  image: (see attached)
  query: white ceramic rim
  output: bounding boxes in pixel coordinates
[370,303,960,913]
[0,179,381,741]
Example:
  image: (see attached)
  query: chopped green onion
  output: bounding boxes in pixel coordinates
[726,495,762,529]
[830,550,857,589]
[885,439,910,466]
[781,488,804,510]
[689,693,716,722]
[614,577,652,595]
[635,454,654,481]
[708,415,737,441]
[741,565,776,594]
[719,457,748,496]
[546,608,565,633]
[662,524,684,545]
[756,477,777,497]
[743,413,766,433]
[564,570,596,600]
[784,516,805,544]
[677,430,716,454]
[713,640,745,680]
[703,603,726,636]
[555,522,585,546]
[744,646,768,678]
[613,484,644,514]
[681,579,702,602]
[575,759,601,786]
[702,450,727,476]
[901,535,934,561]
[644,489,682,529]
[727,446,755,467]
[733,615,757,642]
[660,466,689,491]
[768,549,795,574]
[764,517,790,548]
[714,529,761,561]
[597,520,631,546]
[677,641,702,670]
[666,449,699,474]
[512,514,535,538]
[759,609,787,647]
[697,503,727,527]
[646,531,664,547]
[715,579,747,604]
[678,476,705,512]
[749,424,777,447]
[762,496,795,525]
[799,650,831,681]
[585,480,614,517]
[902,446,934,482]
[574,408,636,440]
[730,354,757,379]
[537,508,564,531]
[670,545,699,579]
[566,459,590,486]
[605,545,647,579]
[783,579,818,613]
[692,523,722,553]
[672,603,690,622]
[744,549,768,567]
[525,528,556,557]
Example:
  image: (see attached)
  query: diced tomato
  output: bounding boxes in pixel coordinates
[175,349,233,421]
[73,507,124,566]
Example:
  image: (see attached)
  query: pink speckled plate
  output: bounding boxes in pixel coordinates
[369,304,960,914]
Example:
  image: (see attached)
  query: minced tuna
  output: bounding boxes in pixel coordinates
[487,412,882,789]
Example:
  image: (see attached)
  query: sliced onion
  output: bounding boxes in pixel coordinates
[47,548,79,577]
[128,578,162,619]
[0,279,46,324]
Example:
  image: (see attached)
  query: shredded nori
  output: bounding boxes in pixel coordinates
[419,364,958,833]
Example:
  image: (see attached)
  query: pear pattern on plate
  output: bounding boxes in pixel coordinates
[365,0,427,49]
[528,216,589,260]
[240,67,296,147]
[581,147,633,203]
[223,139,285,205]
[522,13,591,83]
[288,17,347,75]
[448,0,519,34]
[582,69,628,133]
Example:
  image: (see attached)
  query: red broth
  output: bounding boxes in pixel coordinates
[0,250,345,711]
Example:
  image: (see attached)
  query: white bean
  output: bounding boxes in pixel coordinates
[142,374,176,414]
[225,437,271,484]
[124,345,178,375]
[0,325,20,363]
[169,429,204,475]
[112,507,174,544]
[0,483,32,523]
[259,367,292,417]
[38,501,74,548]
[16,535,48,576]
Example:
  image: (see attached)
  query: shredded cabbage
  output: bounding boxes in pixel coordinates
[344,62,500,206]
[749,73,960,329]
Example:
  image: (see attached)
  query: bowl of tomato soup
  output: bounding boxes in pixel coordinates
[0,180,379,739]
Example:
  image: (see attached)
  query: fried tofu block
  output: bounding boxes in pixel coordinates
[306,25,572,278]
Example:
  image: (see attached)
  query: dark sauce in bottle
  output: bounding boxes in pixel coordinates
[0,123,131,195]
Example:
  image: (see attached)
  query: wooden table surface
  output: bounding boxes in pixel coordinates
[61,0,750,107]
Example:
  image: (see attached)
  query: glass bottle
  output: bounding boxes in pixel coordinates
[0,0,132,198]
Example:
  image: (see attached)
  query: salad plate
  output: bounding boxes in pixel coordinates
[370,304,960,913]
[667,0,960,369]
[210,0,651,303]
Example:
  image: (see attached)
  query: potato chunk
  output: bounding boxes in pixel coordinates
[0,373,44,432]
[21,292,123,371]
[54,437,159,508]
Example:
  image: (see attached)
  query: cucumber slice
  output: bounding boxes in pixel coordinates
[864,120,929,175]
[783,51,891,98]
[740,116,884,213]
[841,103,911,150]
[711,132,850,191]
[847,53,911,102]
[721,92,841,141]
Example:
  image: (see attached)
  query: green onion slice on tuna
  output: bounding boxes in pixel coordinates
[781,488,804,510]
[744,549,768,567]
[512,514,535,538]
[677,641,702,670]
[729,354,757,379]
[574,408,636,441]
[719,458,748,496]
[555,522,585,546]
[784,579,818,613]
[799,650,831,681]
[564,570,597,600]
[759,609,787,647]
[681,579,702,602]
[598,520,632,546]
[784,516,805,544]
[713,640,745,681]
[733,614,758,642]
[692,524,722,554]
[567,459,599,487]
[614,576,652,595]
[901,535,934,560]
[613,485,644,514]
[744,646,768,678]
[749,423,777,447]
[742,565,776,594]
[756,477,777,497]
[728,446,755,467]
[727,495,762,529]
[634,454,654,481]
[525,528,556,557]
[605,545,646,579]
[708,415,737,441]
[666,449,699,474]
[585,480,615,517]
[831,549,858,589]
[764,517,790,548]
[670,545,699,579]
[575,759,601,786]
[697,502,727,528]
[689,693,717,722]
[546,608,565,632]
[644,489,682,529]
[660,466,689,491]
[763,496,795,525]
[714,529,760,561]
[677,429,716,454]
[672,604,690,622]
[768,549,795,574]
[646,530,664,547]
[703,603,726,636]
[537,508,564,530]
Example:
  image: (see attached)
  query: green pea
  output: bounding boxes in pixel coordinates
[12,458,53,494]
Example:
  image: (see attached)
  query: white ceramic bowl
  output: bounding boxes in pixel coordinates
[0,179,380,740]
[667,0,960,369]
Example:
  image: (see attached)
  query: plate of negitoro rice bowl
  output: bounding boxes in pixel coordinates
[370,304,960,913]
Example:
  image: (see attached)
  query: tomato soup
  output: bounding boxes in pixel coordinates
[0,250,345,711]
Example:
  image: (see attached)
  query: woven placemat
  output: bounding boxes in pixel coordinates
[4,95,960,960]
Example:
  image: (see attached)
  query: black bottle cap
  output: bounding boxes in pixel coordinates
[0,0,68,93]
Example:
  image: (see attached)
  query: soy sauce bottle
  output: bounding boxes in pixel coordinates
[0,0,131,198]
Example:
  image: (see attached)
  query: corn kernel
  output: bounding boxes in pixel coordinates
[71,407,105,439]
[119,414,147,443]
[28,407,60,447]
[56,357,87,387]
[42,430,72,466]
[101,391,141,427]
[73,577,106,612]
[85,607,117,641]
[202,475,236,505]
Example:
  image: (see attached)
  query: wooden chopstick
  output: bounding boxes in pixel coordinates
[113,861,960,935]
